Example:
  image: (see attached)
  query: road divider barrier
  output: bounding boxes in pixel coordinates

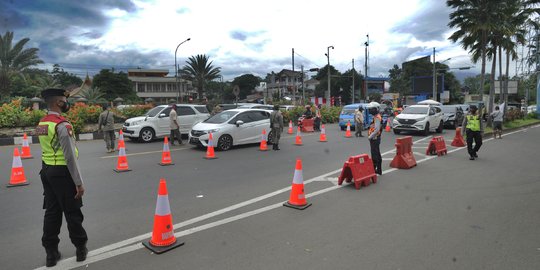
[259,129,268,151]
[338,154,377,190]
[283,159,312,210]
[319,124,328,142]
[142,178,184,254]
[288,120,293,134]
[114,138,131,172]
[204,133,217,159]
[300,118,314,132]
[426,136,448,156]
[7,148,29,187]
[295,127,303,146]
[159,137,174,166]
[345,121,352,138]
[21,133,33,159]
[451,127,466,147]
[390,136,417,169]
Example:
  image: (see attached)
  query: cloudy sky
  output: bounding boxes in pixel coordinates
[2,0,498,80]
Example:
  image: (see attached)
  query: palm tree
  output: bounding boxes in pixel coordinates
[447,0,503,101]
[79,87,107,104]
[179,54,221,101]
[0,31,44,99]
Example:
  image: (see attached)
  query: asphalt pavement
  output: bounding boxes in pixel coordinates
[0,123,539,269]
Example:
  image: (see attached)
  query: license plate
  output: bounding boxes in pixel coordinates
[122,127,127,132]
[190,137,199,143]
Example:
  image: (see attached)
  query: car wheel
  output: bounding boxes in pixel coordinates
[217,134,233,151]
[267,130,274,145]
[423,123,430,136]
[453,120,458,129]
[393,129,401,135]
[436,121,444,133]
[139,127,155,142]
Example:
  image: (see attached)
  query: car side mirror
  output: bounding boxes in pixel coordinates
[235,120,244,127]
[159,113,167,118]
[429,111,435,116]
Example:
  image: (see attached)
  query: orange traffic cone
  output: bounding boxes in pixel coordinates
[259,129,268,151]
[385,122,391,132]
[319,124,327,142]
[20,133,33,159]
[345,121,352,138]
[117,130,126,151]
[451,127,466,147]
[7,148,29,187]
[114,139,131,172]
[295,127,303,146]
[204,133,217,159]
[159,137,174,166]
[287,120,293,134]
[283,159,311,210]
[143,178,184,254]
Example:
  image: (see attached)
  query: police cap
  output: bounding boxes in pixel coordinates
[41,88,70,100]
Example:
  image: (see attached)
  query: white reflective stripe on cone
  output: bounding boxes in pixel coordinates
[23,139,29,147]
[155,195,172,216]
[119,147,126,156]
[292,169,303,184]
[12,155,22,168]
[163,142,170,152]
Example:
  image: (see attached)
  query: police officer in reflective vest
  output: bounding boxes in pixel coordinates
[461,105,483,160]
[367,102,383,175]
[37,88,88,267]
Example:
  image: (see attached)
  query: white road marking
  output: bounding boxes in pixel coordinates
[36,134,504,269]
[100,147,189,159]
[382,158,393,161]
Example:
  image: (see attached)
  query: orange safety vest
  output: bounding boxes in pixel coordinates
[368,114,382,137]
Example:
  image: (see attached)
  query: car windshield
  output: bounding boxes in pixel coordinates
[341,108,356,115]
[145,107,163,117]
[204,111,238,124]
[402,106,428,115]
[442,106,455,113]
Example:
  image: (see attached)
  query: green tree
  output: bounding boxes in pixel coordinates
[314,65,341,98]
[80,87,107,104]
[179,54,221,101]
[337,68,363,104]
[231,74,261,100]
[0,31,44,99]
[51,64,83,88]
[92,69,137,102]
[388,65,409,95]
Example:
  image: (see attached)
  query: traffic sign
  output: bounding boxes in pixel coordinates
[233,85,240,97]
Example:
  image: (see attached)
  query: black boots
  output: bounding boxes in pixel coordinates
[272,144,280,150]
[45,248,61,267]
[76,245,88,262]
[373,162,382,175]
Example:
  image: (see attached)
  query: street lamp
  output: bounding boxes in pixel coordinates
[325,45,334,108]
[175,37,191,103]
[432,48,451,101]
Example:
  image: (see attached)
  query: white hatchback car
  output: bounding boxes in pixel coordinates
[392,104,444,136]
[122,104,210,142]
[189,109,274,151]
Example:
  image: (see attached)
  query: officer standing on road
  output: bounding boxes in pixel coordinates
[98,104,115,153]
[270,105,284,150]
[37,88,88,267]
[355,106,364,137]
[462,105,484,160]
[367,102,382,175]
[169,104,182,145]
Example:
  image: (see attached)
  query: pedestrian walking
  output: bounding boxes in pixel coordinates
[270,105,284,150]
[169,104,182,145]
[314,105,322,131]
[367,102,382,175]
[462,105,484,160]
[98,104,115,153]
[36,88,88,267]
[490,105,503,139]
[354,106,364,137]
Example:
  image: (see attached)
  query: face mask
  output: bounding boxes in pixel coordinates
[59,100,70,113]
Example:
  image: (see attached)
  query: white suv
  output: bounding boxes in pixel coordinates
[122,104,210,142]
[392,105,444,136]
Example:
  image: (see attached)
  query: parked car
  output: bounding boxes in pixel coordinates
[279,105,296,111]
[218,104,241,111]
[189,108,273,151]
[392,104,444,136]
[237,104,274,110]
[441,105,464,129]
[457,104,470,114]
[122,104,210,142]
[527,105,537,114]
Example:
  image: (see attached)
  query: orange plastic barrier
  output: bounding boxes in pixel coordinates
[426,136,448,156]
[337,154,377,190]
[390,136,417,169]
[299,117,315,132]
[451,127,466,147]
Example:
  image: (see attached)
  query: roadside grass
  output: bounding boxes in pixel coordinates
[484,118,540,134]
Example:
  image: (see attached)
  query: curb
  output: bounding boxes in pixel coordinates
[0,130,119,146]
[482,121,540,136]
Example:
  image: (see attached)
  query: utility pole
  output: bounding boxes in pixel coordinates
[364,34,369,101]
[536,28,540,118]
[433,47,437,101]
[292,48,295,105]
[326,46,334,108]
[352,58,355,104]
[301,65,305,105]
